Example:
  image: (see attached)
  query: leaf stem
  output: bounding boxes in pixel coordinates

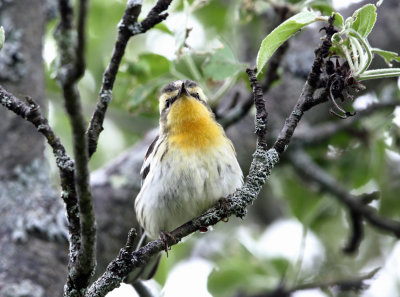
[359,68,400,80]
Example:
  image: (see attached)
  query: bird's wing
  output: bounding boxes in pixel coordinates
[140,135,159,186]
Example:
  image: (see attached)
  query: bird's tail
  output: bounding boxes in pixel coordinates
[124,232,162,283]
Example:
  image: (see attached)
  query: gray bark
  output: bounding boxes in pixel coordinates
[0,1,67,296]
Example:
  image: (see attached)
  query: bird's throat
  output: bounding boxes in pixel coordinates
[167,97,224,152]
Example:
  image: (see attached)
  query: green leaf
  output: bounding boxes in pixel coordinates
[127,53,170,82]
[203,41,245,81]
[332,12,344,29]
[0,26,4,50]
[140,53,170,77]
[194,1,229,32]
[127,81,159,112]
[372,48,400,66]
[351,4,377,38]
[279,169,323,224]
[154,23,173,35]
[208,251,282,297]
[208,259,253,297]
[309,1,334,16]
[256,11,319,76]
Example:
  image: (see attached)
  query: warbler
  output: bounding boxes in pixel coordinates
[135,80,243,240]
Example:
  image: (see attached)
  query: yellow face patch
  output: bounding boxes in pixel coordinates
[167,96,224,152]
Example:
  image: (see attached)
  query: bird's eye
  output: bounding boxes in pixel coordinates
[191,93,200,100]
[165,99,171,109]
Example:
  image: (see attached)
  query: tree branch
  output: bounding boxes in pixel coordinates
[219,16,291,129]
[61,85,96,290]
[343,209,364,253]
[76,0,88,78]
[294,100,400,145]
[290,267,379,293]
[247,67,269,148]
[289,148,400,247]
[220,42,289,129]
[55,0,96,294]
[0,85,81,272]
[87,0,173,157]
[272,17,337,155]
[245,268,380,297]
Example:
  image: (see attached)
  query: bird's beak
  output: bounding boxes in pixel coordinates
[177,82,190,98]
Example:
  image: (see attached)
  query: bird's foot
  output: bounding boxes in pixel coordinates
[218,198,230,222]
[159,231,175,257]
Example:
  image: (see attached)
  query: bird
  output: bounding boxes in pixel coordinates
[134,79,243,243]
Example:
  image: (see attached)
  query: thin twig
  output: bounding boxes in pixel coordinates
[87,0,173,157]
[140,0,172,31]
[246,268,380,297]
[63,85,96,291]
[343,209,364,253]
[246,67,268,148]
[289,148,400,243]
[123,228,138,254]
[294,100,400,145]
[289,267,380,293]
[272,17,337,155]
[219,22,290,129]
[218,90,255,129]
[55,0,96,294]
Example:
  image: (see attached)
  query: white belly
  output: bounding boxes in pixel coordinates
[135,144,242,239]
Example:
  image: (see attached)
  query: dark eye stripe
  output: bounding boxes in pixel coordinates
[190,93,208,106]
[190,92,200,100]
[163,96,177,111]
[162,91,204,113]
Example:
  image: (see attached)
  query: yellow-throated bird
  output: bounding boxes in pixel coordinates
[135,80,243,240]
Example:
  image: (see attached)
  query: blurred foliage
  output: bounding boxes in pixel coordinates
[42,0,400,296]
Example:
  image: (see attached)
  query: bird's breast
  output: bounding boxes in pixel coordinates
[167,98,225,152]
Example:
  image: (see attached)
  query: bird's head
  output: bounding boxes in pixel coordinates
[159,80,213,133]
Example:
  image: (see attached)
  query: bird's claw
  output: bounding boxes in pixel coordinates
[218,198,230,222]
[160,231,175,257]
